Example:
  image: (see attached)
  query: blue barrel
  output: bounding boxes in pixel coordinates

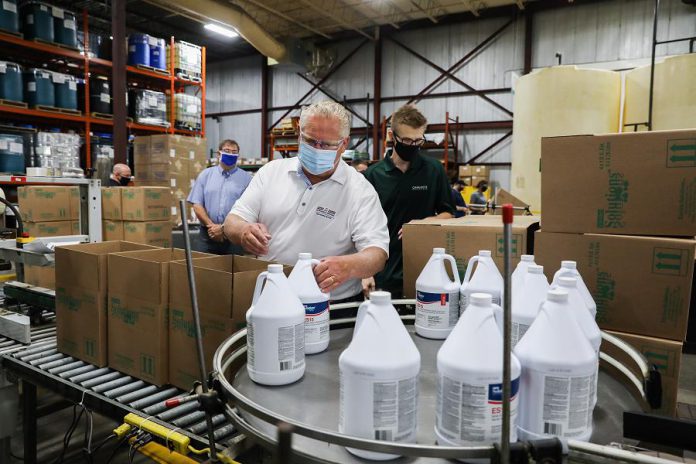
[0,133,25,173]
[128,33,150,67]
[149,37,167,70]
[0,0,19,33]
[20,1,53,42]
[0,61,23,103]
[53,8,77,48]
[53,72,77,110]
[25,68,54,107]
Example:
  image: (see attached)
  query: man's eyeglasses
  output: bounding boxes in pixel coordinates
[299,131,345,150]
[220,149,239,155]
[393,132,427,147]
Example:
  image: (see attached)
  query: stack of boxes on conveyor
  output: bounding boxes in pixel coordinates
[101,186,172,247]
[535,129,696,416]
[132,134,208,225]
[55,242,275,388]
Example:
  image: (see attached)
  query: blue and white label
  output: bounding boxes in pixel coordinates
[303,300,330,345]
[416,290,459,331]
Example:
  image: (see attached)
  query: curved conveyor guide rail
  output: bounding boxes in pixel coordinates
[213,299,675,464]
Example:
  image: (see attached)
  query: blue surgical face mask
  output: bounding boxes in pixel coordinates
[298,142,338,175]
[219,151,238,167]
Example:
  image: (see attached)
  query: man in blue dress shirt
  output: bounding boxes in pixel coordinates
[188,139,252,254]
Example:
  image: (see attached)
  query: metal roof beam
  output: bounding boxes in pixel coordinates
[237,0,333,39]
[296,0,374,40]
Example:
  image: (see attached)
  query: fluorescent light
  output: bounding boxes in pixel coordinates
[204,23,238,38]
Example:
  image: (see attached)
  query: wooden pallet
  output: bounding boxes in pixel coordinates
[34,105,82,116]
[91,112,113,120]
[271,129,298,136]
[175,72,202,83]
[0,99,28,109]
[33,38,80,51]
[135,64,170,76]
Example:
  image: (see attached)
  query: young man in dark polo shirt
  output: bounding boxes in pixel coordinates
[364,104,455,297]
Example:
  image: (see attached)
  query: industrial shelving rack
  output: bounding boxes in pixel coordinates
[0,9,206,172]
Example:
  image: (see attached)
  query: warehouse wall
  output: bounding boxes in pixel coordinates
[205,0,696,189]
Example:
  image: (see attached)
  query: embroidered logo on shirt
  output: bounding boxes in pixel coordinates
[315,206,336,220]
[412,185,428,191]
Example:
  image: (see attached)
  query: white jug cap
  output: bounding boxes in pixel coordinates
[521,255,534,262]
[528,264,544,274]
[433,247,445,254]
[370,291,391,304]
[547,288,569,302]
[479,250,492,257]
[471,293,492,305]
[561,260,577,269]
[267,264,283,273]
[558,276,577,287]
[298,252,312,260]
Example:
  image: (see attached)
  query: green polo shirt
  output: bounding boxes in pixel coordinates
[365,150,455,295]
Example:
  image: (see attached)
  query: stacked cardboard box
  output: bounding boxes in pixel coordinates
[458,165,489,187]
[133,135,208,225]
[101,187,173,247]
[536,129,696,415]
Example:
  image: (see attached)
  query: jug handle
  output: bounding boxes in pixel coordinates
[251,271,269,306]
[463,255,479,285]
[443,255,461,286]
[310,259,321,267]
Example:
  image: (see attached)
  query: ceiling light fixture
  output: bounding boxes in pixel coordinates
[204,23,239,38]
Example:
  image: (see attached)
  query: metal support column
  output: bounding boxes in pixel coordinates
[112,0,127,164]
[261,56,269,158]
[22,380,37,464]
[648,0,660,131]
[373,27,382,161]
[84,179,103,242]
[523,11,533,75]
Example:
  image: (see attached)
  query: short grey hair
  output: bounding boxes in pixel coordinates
[299,101,351,138]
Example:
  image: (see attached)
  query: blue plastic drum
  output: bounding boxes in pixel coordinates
[149,36,167,70]
[21,1,53,42]
[0,133,25,173]
[0,0,19,33]
[53,7,77,48]
[128,33,150,67]
[53,72,78,110]
[0,61,23,103]
[25,68,54,107]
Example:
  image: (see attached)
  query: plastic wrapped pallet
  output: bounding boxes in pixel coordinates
[91,133,113,186]
[127,88,167,127]
[173,93,201,131]
[174,41,202,80]
[33,131,82,177]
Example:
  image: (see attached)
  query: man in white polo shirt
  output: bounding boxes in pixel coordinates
[223,101,389,301]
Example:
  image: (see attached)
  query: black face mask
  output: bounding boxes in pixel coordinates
[119,176,132,186]
[394,141,420,162]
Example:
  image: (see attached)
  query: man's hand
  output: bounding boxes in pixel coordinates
[362,277,375,297]
[207,224,224,242]
[314,256,354,294]
[240,223,271,256]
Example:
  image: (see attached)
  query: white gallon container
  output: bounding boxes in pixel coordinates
[459,250,503,315]
[288,252,330,354]
[246,264,306,386]
[436,293,521,447]
[339,291,421,460]
[514,289,597,442]
[512,255,536,301]
[415,247,461,339]
[552,261,597,318]
[506,264,549,347]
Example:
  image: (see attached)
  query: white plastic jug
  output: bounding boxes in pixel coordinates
[246,264,306,386]
[505,264,549,347]
[512,254,536,301]
[436,293,521,447]
[288,252,330,355]
[552,261,597,318]
[514,289,597,442]
[459,250,503,315]
[415,247,461,339]
[339,291,421,460]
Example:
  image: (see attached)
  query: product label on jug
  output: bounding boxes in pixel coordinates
[304,301,330,344]
[416,291,459,329]
[437,375,519,444]
[541,374,593,438]
[511,322,530,347]
[246,322,255,369]
[277,323,305,371]
[373,377,418,442]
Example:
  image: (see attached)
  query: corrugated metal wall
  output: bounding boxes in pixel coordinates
[206,0,696,188]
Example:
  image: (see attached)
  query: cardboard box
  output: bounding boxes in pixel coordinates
[133,136,150,161]
[102,220,124,241]
[541,129,696,236]
[472,165,489,177]
[123,221,172,248]
[535,231,696,341]
[402,216,540,298]
[25,221,79,237]
[121,187,171,221]
[470,175,489,188]
[101,188,122,220]
[459,165,473,178]
[168,255,269,389]
[18,186,79,222]
[148,134,207,164]
[24,263,55,289]
[493,189,530,216]
[603,330,682,416]
[55,241,157,366]
[107,248,210,384]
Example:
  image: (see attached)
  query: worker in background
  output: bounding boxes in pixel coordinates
[188,139,252,255]
[469,179,489,215]
[364,104,455,297]
[108,163,132,187]
[224,101,389,302]
[451,178,468,218]
[352,159,369,174]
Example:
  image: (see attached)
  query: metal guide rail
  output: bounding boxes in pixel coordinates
[1,333,242,463]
